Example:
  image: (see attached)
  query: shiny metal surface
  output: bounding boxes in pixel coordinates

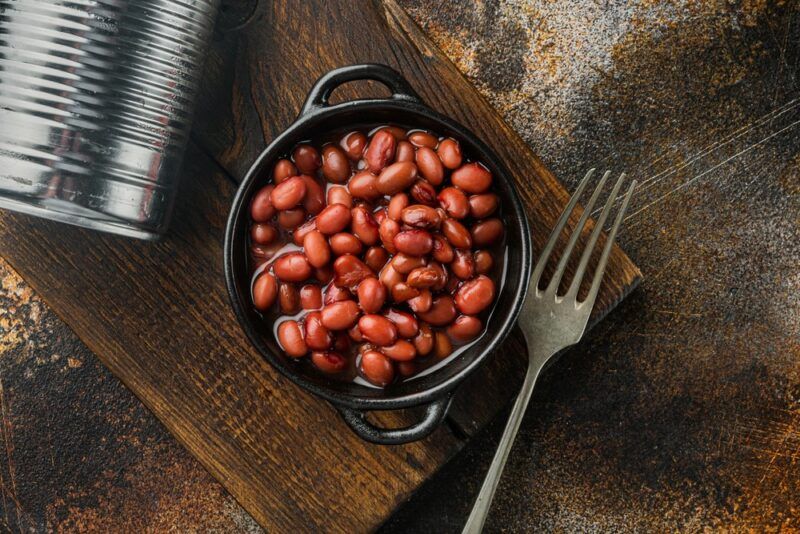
[0,0,219,239]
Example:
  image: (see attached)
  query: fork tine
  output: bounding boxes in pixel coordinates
[530,168,596,288]
[566,172,627,299]
[546,170,610,293]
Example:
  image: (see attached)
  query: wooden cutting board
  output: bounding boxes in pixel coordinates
[0,1,641,531]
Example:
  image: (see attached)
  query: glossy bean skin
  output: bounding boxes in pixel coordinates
[364,246,390,272]
[393,230,433,256]
[410,180,438,206]
[360,350,395,386]
[327,185,353,208]
[387,193,408,221]
[382,340,416,361]
[408,131,438,148]
[357,277,386,314]
[408,289,432,313]
[451,249,475,280]
[447,315,482,344]
[401,205,441,229]
[397,361,417,377]
[406,266,439,288]
[333,254,374,289]
[358,314,398,346]
[451,162,492,193]
[340,131,367,160]
[391,282,419,303]
[347,171,381,200]
[433,331,453,359]
[414,323,434,356]
[251,223,277,245]
[436,138,462,169]
[250,185,276,222]
[384,308,419,338]
[379,126,407,140]
[471,218,504,247]
[293,144,320,174]
[303,230,331,268]
[300,284,322,310]
[364,130,396,173]
[441,218,472,249]
[279,283,300,314]
[315,265,333,284]
[351,205,379,245]
[377,162,418,195]
[273,253,312,282]
[437,187,469,219]
[311,351,347,374]
[293,219,317,246]
[474,250,494,274]
[277,208,306,229]
[379,263,403,291]
[277,320,307,357]
[251,242,282,263]
[428,261,449,292]
[379,218,400,254]
[300,176,325,215]
[320,300,361,330]
[417,295,457,326]
[329,232,363,256]
[468,193,499,219]
[432,234,455,263]
[273,159,297,184]
[321,145,350,183]
[454,275,496,315]
[324,284,351,305]
[304,311,332,350]
[415,146,444,185]
[391,253,425,274]
[395,141,415,163]
[315,203,351,234]
[252,272,278,311]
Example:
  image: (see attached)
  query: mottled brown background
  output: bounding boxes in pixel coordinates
[0,0,798,532]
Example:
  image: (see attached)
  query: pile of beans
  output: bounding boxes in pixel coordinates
[248,126,503,387]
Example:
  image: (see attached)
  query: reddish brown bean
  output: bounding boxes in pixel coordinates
[250,242,283,263]
[451,162,492,193]
[437,187,468,219]
[447,315,483,344]
[250,185,276,222]
[410,179,438,205]
[273,159,297,184]
[304,311,332,350]
[432,234,455,263]
[324,284,351,305]
[391,253,426,274]
[401,205,441,229]
[293,219,316,245]
[348,323,364,342]
[406,266,439,288]
[340,131,367,160]
[364,130,396,173]
[303,230,331,268]
[433,331,453,359]
[409,131,438,148]
[364,246,390,272]
[397,361,417,377]
[379,218,400,254]
[300,176,325,215]
[454,275,496,315]
[292,144,320,174]
[393,229,433,256]
[417,295,457,326]
[429,261,449,291]
[279,283,300,314]
[333,332,351,353]
[445,273,460,293]
[300,284,322,309]
[252,272,277,311]
[320,300,360,330]
[327,185,353,208]
[347,170,381,200]
[311,351,347,374]
[277,320,307,357]
[328,232,362,256]
[321,145,350,183]
[360,350,394,386]
[387,193,409,221]
[379,263,403,291]
[333,254,374,289]
[277,208,306,229]
[395,141,415,163]
[415,146,444,185]
[251,223,277,245]
[359,315,398,346]
[380,126,407,140]
[391,282,419,303]
[436,138,462,169]
[474,250,494,274]
[315,203,351,234]
[468,193,499,219]
[408,289,432,313]
[357,277,386,314]
[273,252,312,282]
[315,265,333,284]
[351,205,379,245]
[441,218,472,248]
[382,339,417,361]
[377,162,419,195]
[471,218,504,247]
[451,249,475,280]
[384,308,419,338]
[373,207,387,224]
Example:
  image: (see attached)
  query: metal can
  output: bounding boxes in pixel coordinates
[0,0,219,240]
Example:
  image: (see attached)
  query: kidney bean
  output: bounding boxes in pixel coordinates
[408,289,432,313]
[391,253,425,274]
[441,218,472,248]
[320,300,360,330]
[358,314,398,346]
[279,283,300,314]
[447,315,482,344]
[351,205,379,245]
[398,361,417,377]
[293,219,317,245]
[250,185,276,222]
[273,252,312,282]
[252,272,277,311]
[471,218,504,247]
[311,351,347,374]
[454,275,496,315]
[347,171,381,200]
[432,234,455,263]
[300,176,325,215]
[303,230,330,268]
[357,277,386,314]
[429,261,449,291]
[364,246,390,272]
[333,332,351,353]
[445,272,460,293]
[360,350,395,386]
[326,186,352,208]
[315,265,333,284]
[468,193,499,219]
[474,250,493,274]
[415,147,444,185]
[401,204,441,229]
[394,229,433,256]
[391,282,420,303]
[451,249,475,280]
[436,138,462,169]
[324,284,351,305]
[387,193,409,221]
[321,145,350,183]
[410,179,438,206]
[348,323,364,342]
[277,320,307,357]
[251,242,283,263]
[379,218,400,254]
[273,159,298,184]
[452,162,492,193]
[382,339,417,361]
[384,308,419,338]
[380,126,407,139]
[278,208,306,229]
[377,162,418,195]
[340,131,367,160]
[300,284,322,309]
[304,311,333,350]
[364,129,396,173]
[379,263,403,291]
[433,331,453,359]
[437,187,469,219]
[411,324,432,356]
[395,141,415,163]
[409,131,438,148]
[333,254,374,289]
[406,266,439,288]
[373,207,387,224]
[327,232,360,255]
[315,203,351,234]
[293,144,320,174]
[251,223,277,245]
[417,295,457,326]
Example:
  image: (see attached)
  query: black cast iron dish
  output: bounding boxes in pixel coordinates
[225,64,532,445]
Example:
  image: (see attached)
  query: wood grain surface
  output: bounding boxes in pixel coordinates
[0,0,639,531]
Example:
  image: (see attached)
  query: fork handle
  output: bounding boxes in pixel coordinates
[462,358,545,534]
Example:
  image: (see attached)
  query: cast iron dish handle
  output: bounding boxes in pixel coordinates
[300,63,422,116]
[336,394,453,445]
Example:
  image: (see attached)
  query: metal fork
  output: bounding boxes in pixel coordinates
[462,169,637,533]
